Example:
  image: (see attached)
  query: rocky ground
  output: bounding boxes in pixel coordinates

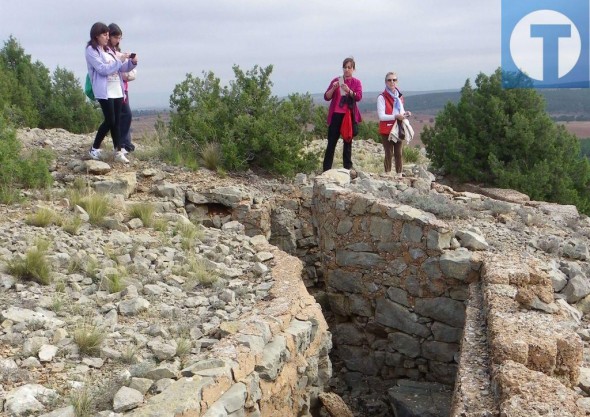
[0,129,308,416]
[2,127,590,416]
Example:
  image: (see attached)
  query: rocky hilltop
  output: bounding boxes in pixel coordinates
[1,128,590,417]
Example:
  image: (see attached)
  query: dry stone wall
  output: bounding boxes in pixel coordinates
[451,254,585,417]
[311,172,482,392]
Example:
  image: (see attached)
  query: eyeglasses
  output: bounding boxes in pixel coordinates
[386,78,398,82]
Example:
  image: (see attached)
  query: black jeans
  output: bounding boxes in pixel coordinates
[120,97,134,151]
[93,97,123,150]
[322,112,353,172]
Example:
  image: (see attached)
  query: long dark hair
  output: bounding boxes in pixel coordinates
[108,23,123,52]
[87,22,109,51]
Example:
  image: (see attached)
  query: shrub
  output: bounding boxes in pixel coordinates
[168,65,319,176]
[356,120,380,142]
[422,68,590,215]
[402,146,421,164]
[0,117,53,199]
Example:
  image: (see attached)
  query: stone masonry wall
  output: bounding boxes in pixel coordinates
[311,173,482,392]
[451,254,584,417]
[126,247,332,417]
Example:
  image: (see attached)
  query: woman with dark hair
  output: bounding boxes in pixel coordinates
[322,56,363,172]
[108,23,136,155]
[85,22,137,163]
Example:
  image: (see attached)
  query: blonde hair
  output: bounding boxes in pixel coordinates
[385,72,397,81]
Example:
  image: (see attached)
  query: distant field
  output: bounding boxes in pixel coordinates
[559,122,590,138]
[131,112,590,146]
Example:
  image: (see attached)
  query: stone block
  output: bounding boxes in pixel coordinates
[414,297,466,328]
[375,298,430,338]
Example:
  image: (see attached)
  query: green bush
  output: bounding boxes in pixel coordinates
[356,120,380,142]
[168,65,319,176]
[422,68,590,215]
[0,117,53,202]
[0,36,100,133]
[402,146,421,164]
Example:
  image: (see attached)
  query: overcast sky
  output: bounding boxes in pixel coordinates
[0,0,500,109]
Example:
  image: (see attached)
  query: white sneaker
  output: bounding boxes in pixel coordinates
[121,148,129,155]
[89,148,101,160]
[114,151,130,163]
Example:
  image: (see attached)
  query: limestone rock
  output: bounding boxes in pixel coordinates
[319,392,354,417]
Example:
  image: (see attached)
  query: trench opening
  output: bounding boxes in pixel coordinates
[204,196,479,417]
[264,203,473,417]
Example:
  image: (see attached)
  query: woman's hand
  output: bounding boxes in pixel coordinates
[331,81,339,91]
[395,114,405,121]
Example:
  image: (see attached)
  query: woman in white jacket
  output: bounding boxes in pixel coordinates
[377,72,410,177]
[85,22,137,163]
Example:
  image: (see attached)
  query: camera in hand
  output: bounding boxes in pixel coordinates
[129,53,136,59]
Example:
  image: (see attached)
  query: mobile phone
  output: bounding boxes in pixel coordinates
[338,76,345,86]
[129,53,136,59]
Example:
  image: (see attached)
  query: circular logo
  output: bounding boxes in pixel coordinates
[510,10,581,80]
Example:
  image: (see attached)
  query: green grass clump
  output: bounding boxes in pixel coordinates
[72,320,106,356]
[402,146,421,164]
[128,202,155,227]
[49,295,65,313]
[25,207,62,227]
[7,239,52,285]
[173,221,204,250]
[199,142,223,171]
[175,337,192,358]
[0,186,22,204]
[174,256,219,289]
[78,193,111,225]
[62,215,83,235]
[160,141,200,171]
[153,218,168,232]
[102,271,126,294]
[69,386,94,417]
[85,257,100,283]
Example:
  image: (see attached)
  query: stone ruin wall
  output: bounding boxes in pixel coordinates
[125,246,332,417]
[311,175,481,391]
[166,172,586,416]
[452,253,584,416]
[308,174,585,416]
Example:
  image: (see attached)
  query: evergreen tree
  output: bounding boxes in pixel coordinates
[0,36,100,133]
[169,65,319,175]
[422,68,590,214]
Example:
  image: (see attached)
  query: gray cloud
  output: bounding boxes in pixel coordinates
[0,0,500,108]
